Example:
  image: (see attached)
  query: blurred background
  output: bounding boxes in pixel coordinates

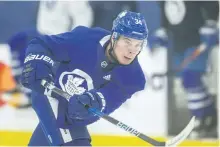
[0,1,219,146]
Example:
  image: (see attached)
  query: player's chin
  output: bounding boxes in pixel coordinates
[119,57,134,65]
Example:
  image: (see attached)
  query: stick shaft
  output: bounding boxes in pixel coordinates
[41,79,165,146]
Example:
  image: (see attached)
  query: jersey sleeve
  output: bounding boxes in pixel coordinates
[26,26,88,62]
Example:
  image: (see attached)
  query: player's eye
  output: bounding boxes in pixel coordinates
[124,39,131,45]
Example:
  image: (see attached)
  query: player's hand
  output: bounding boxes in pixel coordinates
[149,28,169,49]
[199,20,219,49]
[68,91,106,120]
[20,53,54,94]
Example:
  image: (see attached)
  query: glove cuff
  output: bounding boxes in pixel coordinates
[84,90,106,112]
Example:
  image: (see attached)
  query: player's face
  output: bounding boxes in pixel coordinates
[114,36,143,65]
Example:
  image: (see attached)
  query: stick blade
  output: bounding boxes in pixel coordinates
[165,116,195,147]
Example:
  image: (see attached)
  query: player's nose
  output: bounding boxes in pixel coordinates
[128,47,138,54]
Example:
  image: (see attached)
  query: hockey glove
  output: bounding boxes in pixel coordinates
[21,53,55,94]
[199,20,219,49]
[68,90,106,120]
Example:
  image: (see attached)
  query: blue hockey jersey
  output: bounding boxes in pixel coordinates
[27,26,146,144]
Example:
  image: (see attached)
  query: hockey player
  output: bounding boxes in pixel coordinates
[150,1,219,138]
[20,10,148,146]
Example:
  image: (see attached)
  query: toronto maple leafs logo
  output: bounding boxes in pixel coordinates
[59,69,94,96]
[64,75,86,95]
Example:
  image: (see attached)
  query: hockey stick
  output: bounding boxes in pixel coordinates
[176,43,207,72]
[41,79,195,147]
[151,43,208,77]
